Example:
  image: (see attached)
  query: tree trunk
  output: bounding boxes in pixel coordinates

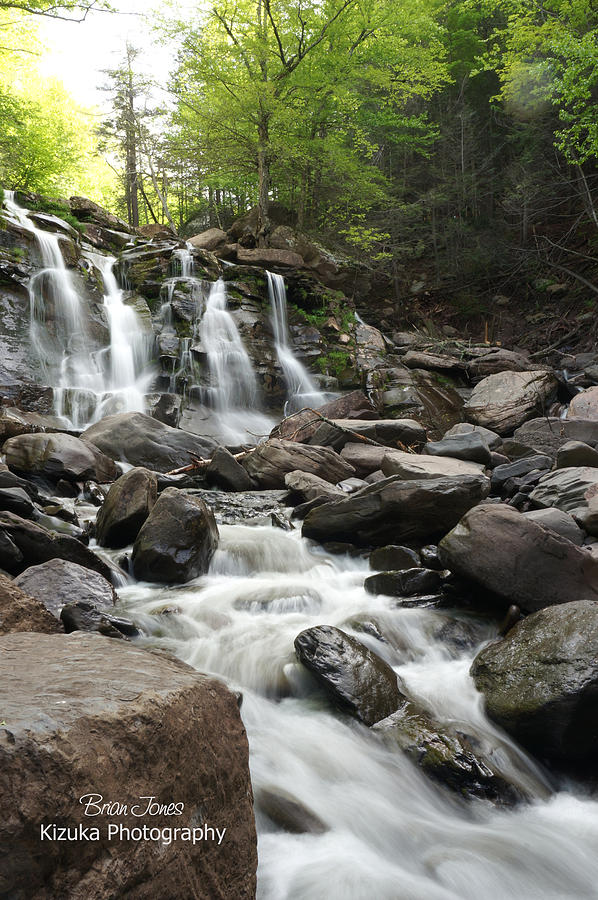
[257,116,270,245]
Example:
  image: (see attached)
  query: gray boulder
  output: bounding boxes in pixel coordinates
[423,432,491,466]
[556,440,598,469]
[466,348,532,380]
[471,600,598,761]
[285,470,344,503]
[523,508,585,546]
[206,447,256,492]
[365,568,442,597]
[369,545,420,570]
[568,385,598,420]
[0,632,257,898]
[82,412,216,473]
[340,443,387,476]
[132,488,218,583]
[302,474,490,547]
[443,422,502,450]
[96,467,158,548]
[14,559,116,618]
[490,455,552,492]
[242,439,355,489]
[529,466,598,518]
[439,504,598,612]
[294,625,403,725]
[464,371,558,435]
[513,417,598,460]
[382,450,485,480]
[0,572,62,635]
[4,432,118,483]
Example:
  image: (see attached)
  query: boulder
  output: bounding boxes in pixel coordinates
[382,451,485,480]
[0,632,256,897]
[365,568,442,597]
[302,474,489,547]
[206,447,256,492]
[439,504,598,612]
[523,508,584,546]
[309,419,426,452]
[423,432,492,466]
[402,350,466,373]
[568,386,598,420]
[285,470,344,503]
[132,488,218,583]
[471,600,598,761]
[373,704,523,804]
[0,512,112,580]
[188,227,228,252]
[556,440,598,469]
[0,407,66,444]
[256,787,326,835]
[369,545,420,570]
[0,486,35,518]
[14,559,116,618]
[242,439,355,489]
[236,247,304,268]
[82,412,217,474]
[0,572,62,635]
[372,366,464,438]
[464,371,558,435]
[272,390,378,443]
[467,348,532,381]
[95,467,157,549]
[4,433,118,483]
[513,417,598,460]
[529,467,598,517]
[294,625,402,725]
[443,422,502,450]
[490,455,552,493]
[340,443,387,477]
[60,601,136,639]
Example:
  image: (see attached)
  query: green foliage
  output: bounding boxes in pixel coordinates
[316,349,353,376]
[25,196,86,233]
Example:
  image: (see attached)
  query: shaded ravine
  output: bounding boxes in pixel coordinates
[97,523,598,900]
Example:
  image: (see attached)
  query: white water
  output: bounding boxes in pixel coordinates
[114,523,598,900]
[267,271,326,414]
[3,192,153,429]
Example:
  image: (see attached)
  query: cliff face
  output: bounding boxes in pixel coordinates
[0,632,257,900]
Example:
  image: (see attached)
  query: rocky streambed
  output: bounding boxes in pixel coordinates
[4,376,598,897]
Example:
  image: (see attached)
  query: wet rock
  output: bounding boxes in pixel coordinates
[423,432,492,466]
[490,455,552,493]
[146,391,182,428]
[294,624,403,725]
[365,568,443,597]
[371,366,464,438]
[568,386,598,420]
[82,412,217,473]
[419,545,442,570]
[370,545,420,571]
[4,432,118,483]
[132,488,218,583]
[309,418,426,452]
[0,512,112,580]
[95,467,158,549]
[471,600,598,762]
[257,787,327,834]
[373,704,523,805]
[14,558,116,618]
[382,450,485,480]
[513,417,598,460]
[529,466,598,518]
[83,480,107,506]
[340,442,387,476]
[0,631,257,898]
[523,508,584,546]
[439,504,598,613]
[60,600,135,639]
[189,227,228,252]
[302,474,489,547]
[443,422,502,451]
[186,488,289,526]
[556,440,598,469]
[464,371,558,435]
[242,439,355,489]
[0,486,35,518]
[285,470,344,503]
[206,446,257,492]
[0,572,62,635]
[0,407,66,444]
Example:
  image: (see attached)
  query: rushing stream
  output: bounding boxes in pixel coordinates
[96,521,598,900]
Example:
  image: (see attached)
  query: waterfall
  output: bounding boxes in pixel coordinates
[3,192,154,429]
[266,271,325,413]
[113,522,598,900]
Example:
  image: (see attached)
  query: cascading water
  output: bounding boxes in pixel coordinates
[267,271,326,413]
[2,191,154,429]
[108,523,598,900]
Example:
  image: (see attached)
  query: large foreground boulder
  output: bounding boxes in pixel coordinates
[464,371,558,435]
[132,488,218,583]
[82,412,217,473]
[471,601,598,762]
[302,474,489,547]
[0,632,257,898]
[14,559,116,618]
[242,439,355,489]
[4,432,118,483]
[95,467,158,548]
[0,572,62,635]
[439,504,598,613]
[0,512,112,580]
[294,625,402,725]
